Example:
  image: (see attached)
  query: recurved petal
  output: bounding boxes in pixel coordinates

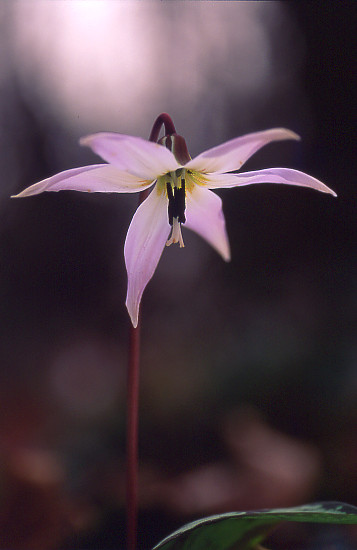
[80,133,180,180]
[185,186,230,261]
[209,167,337,195]
[12,164,153,197]
[185,128,300,174]
[124,185,170,327]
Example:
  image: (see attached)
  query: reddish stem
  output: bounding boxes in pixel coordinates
[126,186,150,550]
[126,321,140,550]
[126,115,172,550]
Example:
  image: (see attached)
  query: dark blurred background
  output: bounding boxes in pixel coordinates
[0,1,356,549]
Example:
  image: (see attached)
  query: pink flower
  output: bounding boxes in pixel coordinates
[13,127,336,327]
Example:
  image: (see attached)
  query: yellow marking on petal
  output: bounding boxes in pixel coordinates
[156,176,168,195]
[186,170,209,188]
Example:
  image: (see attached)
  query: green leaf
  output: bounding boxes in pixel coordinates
[152,501,357,550]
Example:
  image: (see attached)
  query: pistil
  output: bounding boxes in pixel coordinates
[166,217,185,248]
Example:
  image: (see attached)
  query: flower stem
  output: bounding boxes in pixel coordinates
[126,189,147,549]
[126,115,168,549]
[126,320,140,550]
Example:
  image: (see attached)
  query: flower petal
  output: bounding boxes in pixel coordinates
[12,164,153,198]
[124,185,170,327]
[185,128,300,173]
[80,133,180,180]
[185,186,230,261]
[203,167,336,195]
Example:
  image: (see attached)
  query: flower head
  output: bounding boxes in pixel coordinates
[13,114,336,327]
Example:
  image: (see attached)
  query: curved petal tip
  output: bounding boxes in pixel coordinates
[283,129,301,141]
[126,300,139,328]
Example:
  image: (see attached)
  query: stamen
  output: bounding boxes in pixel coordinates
[166,182,173,201]
[166,176,186,225]
[175,183,186,223]
[166,218,185,248]
[166,182,174,225]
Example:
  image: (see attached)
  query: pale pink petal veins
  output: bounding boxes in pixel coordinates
[204,167,336,195]
[12,164,153,198]
[124,185,170,327]
[185,128,300,174]
[185,186,230,261]
[80,133,180,180]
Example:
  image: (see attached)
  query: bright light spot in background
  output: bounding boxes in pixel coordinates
[9,1,300,146]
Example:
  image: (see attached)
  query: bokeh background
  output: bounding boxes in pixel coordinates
[0,1,356,548]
